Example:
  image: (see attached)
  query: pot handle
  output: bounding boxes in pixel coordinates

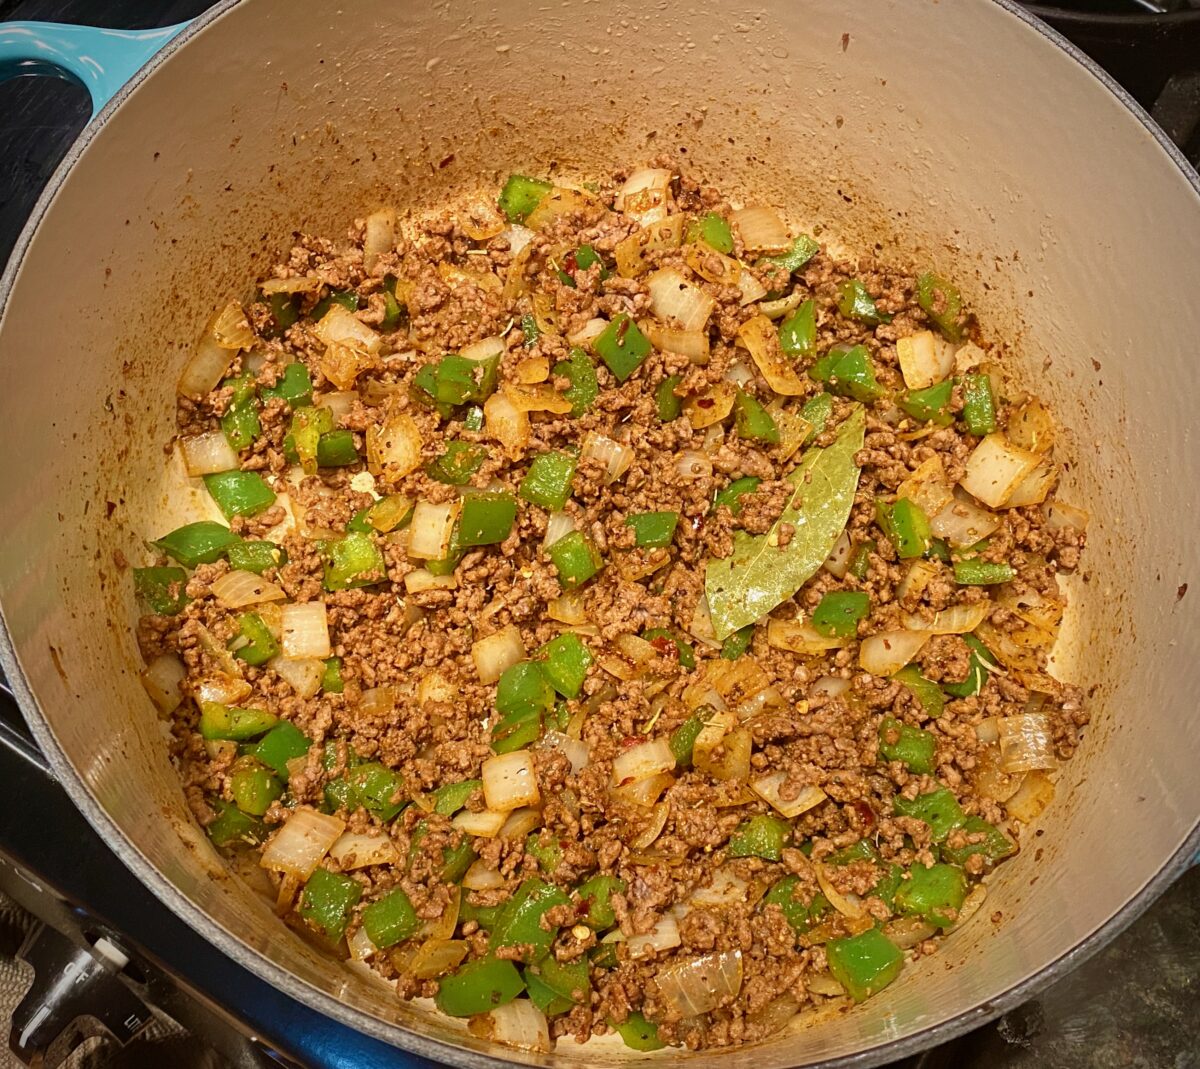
[0,20,189,119]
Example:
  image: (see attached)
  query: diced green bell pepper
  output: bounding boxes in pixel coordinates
[878,716,937,774]
[520,313,540,348]
[347,762,407,821]
[460,899,505,931]
[408,819,476,882]
[764,876,830,935]
[519,451,577,510]
[611,1012,665,1052]
[321,657,344,694]
[669,713,707,768]
[557,244,608,286]
[536,633,593,699]
[953,559,1015,585]
[381,287,404,333]
[229,758,282,816]
[225,540,284,575]
[491,707,544,755]
[323,531,387,591]
[826,928,905,1002]
[220,372,262,450]
[268,292,300,333]
[728,814,790,861]
[712,475,761,515]
[838,280,892,325]
[626,511,679,549]
[260,362,313,408]
[316,430,359,468]
[525,831,562,876]
[734,390,781,444]
[686,212,734,255]
[488,878,571,962]
[458,491,517,547]
[231,611,279,666]
[916,272,965,342]
[530,954,590,1005]
[655,374,684,421]
[153,521,240,567]
[721,625,755,660]
[761,235,820,274]
[498,174,552,223]
[800,392,834,443]
[362,887,420,948]
[779,299,817,359]
[309,289,359,322]
[553,347,599,417]
[206,798,265,849]
[133,567,189,615]
[575,874,626,931]
[893,786,966,843]
[962,372,996,436]
[547,530,603,589]
[496,662,556,720]
[896,863,967,928]
[899,380,954,426]
[526,972,573,1017]
[940,815,1016,869]
[436,956,526,1017]
[847,540,874,580]
[252,721,310,779]
[300,867,362,943]
[428,440,486,486]
[942,634,995,699]
[877,497,933,559]
[594,314,651,383]
[893,665,946,718]
[811,591,870,638]
[810,344,884,403]
[285,405,333,474]
[422,778,476,818]
[200,701,277,742]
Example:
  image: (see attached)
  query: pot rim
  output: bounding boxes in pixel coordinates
[0,1,1197,1065]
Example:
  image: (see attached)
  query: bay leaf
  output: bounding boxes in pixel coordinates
[705,406,865,639]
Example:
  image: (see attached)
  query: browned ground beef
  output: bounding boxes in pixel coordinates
[137,164,1089,1052]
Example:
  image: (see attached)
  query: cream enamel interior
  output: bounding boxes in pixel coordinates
[1,0,1198,1065]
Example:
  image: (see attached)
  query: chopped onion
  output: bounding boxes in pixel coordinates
[363,207,396,273]
[884,915,937,950]
[974,620,1048,673]
[897,559,941,603]
[526,185,601,230]
[320,342,373,391]
[656,949,743,1016]
[404,568,457,594]
[690,868,749,908]
[268,655,324,699]
[997,714,1055,773]
[767,617,850,655]
[750,772,827,818]
[930,492,1002,547]
[503,224,535,257]
[814,862,866,919]
[1005,460,1058,508]
[260,807,345,880]
[451,808,509,838]
[329,831,399,870]
[748,993,802,1037]
[975,744,1023,803]
[1005,769,1055,824]
[685,242,742,287]
[140,653,185,714]
[738,314,806,395]
[366,407,424,482]
[505,382,572,415]
[685,382,737,430]
[960,433,1042,509]
[211,300,256,350]
[1044,499,1089,533]
[566,318,607,349]
[401,938,469,981]
[178,334,237,397]
[581,432,635,484]
[615,168,672,226]
[675,449,713,481]
[196,674,251,708]
[807,972,847,997]
[471,625,526,684]
[647,267,715,332]
[902,601,990,635]
[472,999,552,1053]
[736,684,785,720]
[315,305,382,356]
[482,750,541,812]
[823,530,853,578]
[688,593,723,649]
[731,206,789,252]
[614,216,684,278]
[612,738,676,787]
[811,675,851,699]
[463,859,506,891]
[499,806,543,840]
[180,430,239,476]
[484,391,530,457]
[896,330,956,389]
[695,723,751,783]
[540,730,590,774]
[546,591,588,626]
[640,319,710,364]
[212,569,285,609]
[759,291,804,320]
[542,511,576,550]
[737,270,768,306]
[610,771,674,808]
[408,500,461,559]
[281,601,330,660]
[954,341,988,374]
[347,926,379,963]
[318,390,358,421]
[897,456,955,519]
[359,685,397,719]
[460,335,505,364]
[631,801,670,849]
[1008,398,1055,454]
[260,275,323,296]
[859,630,930,676]
[627,911,681,958]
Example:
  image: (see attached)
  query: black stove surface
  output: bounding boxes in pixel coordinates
[1,2,1198,1068]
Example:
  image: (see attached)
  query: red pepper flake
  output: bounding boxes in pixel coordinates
[852,799,876,828]
[616,317,631,346]
[649,636,676,659]
[620,735,640,749]
[563,251,578,277]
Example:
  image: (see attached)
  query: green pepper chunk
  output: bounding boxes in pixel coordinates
[428,779,480,817]
[575,874,626,930]
[498,174,552,223]
[686,212,734,254]
[315,430,359,468]
[251,721,310,779]
[893,786,966,843]
[779,299,817,359]
[590,942,619,970]
[641,627,695,670]
[916,272,965,342]
[220,372,262,450]
[942,634,996,699]
[225,540,284,575]
[728,814,790,861]
[488,878,572,962]
[536,633,593,699]
[826,928,905,1003]
[323,531,387,591]
[899,380,954,426]
[953,559,1015,585]
[458,491,517,547]
[669,712,707,768]
[940,815,1016,869]
[837,279,893,325]
[347,762,406,821]
[764,876,830,935]
[496,662,556,720]
[309,289,359,322]
[346,508,373,534]
[625,511,679,549]
[425,546,465,578]
[877,716,937,774]
[519,451,577,510]
[321,656,344,694]
[800,392,834,443]
[285,405,333,474]
[153,521,241,567]
[734,390,781,444]
[847,540,874,580]
[893,665,946,718]
[199,701,277,741]
[962,372,996,436]
[526,972,573,1017]
[408,819,476,882]
[547,530,603,589]
[231,611,279,666]
[611,1012,666,1052]
[133,567,189,615]
[877,497,933,559]
[811,591,870,638]
[810,344,884,402]
[299,868,362,943]
[720,625,755,660]
[520,313,540,348]
[381,289,404,334]
[761,235,820,274]
[362,887,420,948]
[896,863,968,928]
[229,758,282,816]
[438,354,502,408]
[260,362,313,408]
[712,475,761,515]
[460,899,505,931]
[655,374,684,422]
[926,537,953,563]
[428,440,487,486]
[530,954,590,1005]
[436,956,526,1017]
[525,831,563,876]
[491,707,544,755]
[557,244,608,286]
[268,292,300,334]
[553,347,599,417]
[201,470,276,520]
[364,494,413,534]
[594,314,651,383]
[206,798,265,849]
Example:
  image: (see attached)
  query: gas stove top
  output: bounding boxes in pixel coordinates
[1,2,1198,1067]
